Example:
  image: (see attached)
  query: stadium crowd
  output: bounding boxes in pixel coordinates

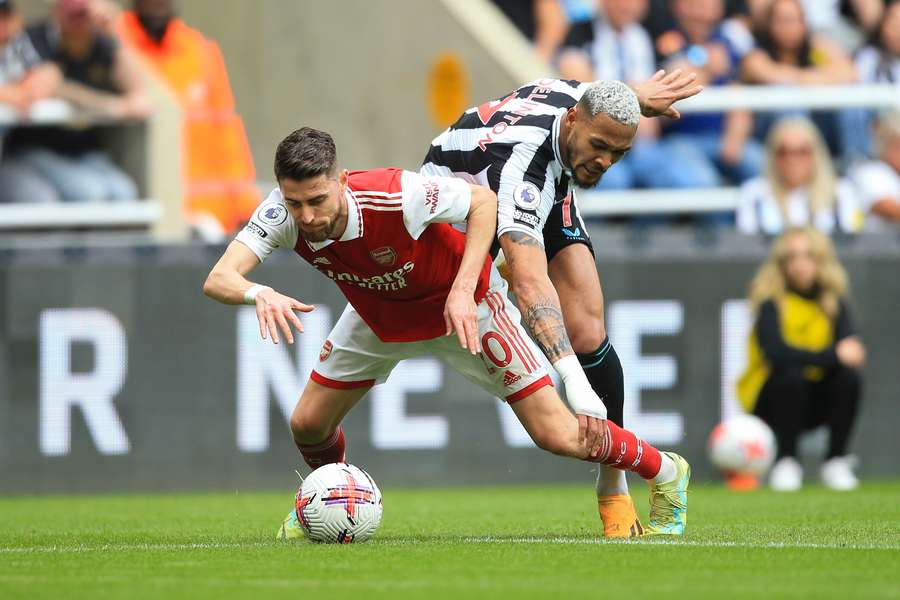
[0,0,258,239]
[1,0,898,235]
[494,0,900,232]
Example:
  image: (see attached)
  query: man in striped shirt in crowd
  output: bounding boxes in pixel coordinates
[421,70,701,537]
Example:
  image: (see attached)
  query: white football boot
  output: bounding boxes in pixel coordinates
[820,456,859,491]
[769,457,803,491]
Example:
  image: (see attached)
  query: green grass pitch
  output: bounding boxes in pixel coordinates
[1,481,898,599]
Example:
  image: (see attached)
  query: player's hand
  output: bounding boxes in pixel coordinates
[557,364,608,457]
[633,69,704,120]
[255,288,314,345]
[577,414,608,459]
[443,286,481,355]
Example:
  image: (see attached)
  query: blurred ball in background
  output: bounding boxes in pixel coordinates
[708,414,777,490]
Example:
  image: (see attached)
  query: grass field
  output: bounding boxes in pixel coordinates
[1,481,898,599]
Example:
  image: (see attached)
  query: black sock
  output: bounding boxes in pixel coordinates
[576,336,624,427]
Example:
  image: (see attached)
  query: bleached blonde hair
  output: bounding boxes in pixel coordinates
[749,226,848,318]
[763,117,838,223]
[579,80,641,127]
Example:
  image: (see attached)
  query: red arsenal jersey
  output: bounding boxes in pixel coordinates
[235,168,492,342]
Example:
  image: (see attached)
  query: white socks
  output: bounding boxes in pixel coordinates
[653,453,677,484]
[596,466,629,496]
[595,453,677,490]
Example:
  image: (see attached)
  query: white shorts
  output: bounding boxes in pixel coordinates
[311,270,553,403]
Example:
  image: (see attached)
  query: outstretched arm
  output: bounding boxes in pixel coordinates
[203,241,313,344]
[500,232,571,361]
[444,185,497,354]
[500,231,607,457]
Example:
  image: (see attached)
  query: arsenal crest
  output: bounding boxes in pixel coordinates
[370,246,397,267]
[319,340,333,362]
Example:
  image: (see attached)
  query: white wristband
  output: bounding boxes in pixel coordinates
[553,355,608,420]
[243,284,272,305]
[553,355,588,385]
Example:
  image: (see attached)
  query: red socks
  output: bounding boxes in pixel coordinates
[295,422,661,481]
[593,421,662,480]
[296,426,346,468]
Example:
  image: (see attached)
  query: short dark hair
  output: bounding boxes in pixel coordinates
[274,127,338,182]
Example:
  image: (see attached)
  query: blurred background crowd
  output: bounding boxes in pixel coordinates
[0,0,258,239]
[493,0,900,231]
[1,0,899,237]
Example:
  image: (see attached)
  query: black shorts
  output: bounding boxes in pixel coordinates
[542,192,594,262]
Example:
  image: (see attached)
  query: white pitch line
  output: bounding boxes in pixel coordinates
[460,537,900,551]
[0,537,896,554]
[0,542,270,555]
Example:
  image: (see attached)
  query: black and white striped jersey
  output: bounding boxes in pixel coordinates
[421,78,589,246]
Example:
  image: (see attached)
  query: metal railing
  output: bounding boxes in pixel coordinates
[581,83,899,215]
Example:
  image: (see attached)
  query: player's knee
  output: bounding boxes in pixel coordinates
[567,315,607,354]
[290,408,333,446]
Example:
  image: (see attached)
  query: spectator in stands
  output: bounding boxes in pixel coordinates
[642,0,753,54]
[742,0,858,85]
[741,0,858,153]
[117,0,260,238]
[842,0,900,158]
[0,0,61,204]
[738,226,864,491]
[559,0,654,83]
[491,0,570,63]
[5,0,149,203]
[737,117,863,235]
[850,112,900,229]
[652,0,764,190]
[856,0,900,84]
[799,0,883,52]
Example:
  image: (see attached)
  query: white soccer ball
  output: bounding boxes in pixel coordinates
[708,414,777,476]
[294,463,383,544]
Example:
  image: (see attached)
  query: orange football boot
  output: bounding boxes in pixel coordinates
[598,494,644,538]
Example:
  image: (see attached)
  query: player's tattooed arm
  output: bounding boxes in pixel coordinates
[499,231,575,363]
[503,231,543,247]
[522,299,573,361]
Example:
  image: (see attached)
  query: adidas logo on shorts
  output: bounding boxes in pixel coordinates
[503,370,521,387]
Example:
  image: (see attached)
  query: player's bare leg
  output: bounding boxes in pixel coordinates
[510,385,690,536]
[548,243,637,536]
[278,380,370,540]
[290,379,370,467]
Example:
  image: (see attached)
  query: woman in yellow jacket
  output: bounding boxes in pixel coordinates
[738,227,865,491]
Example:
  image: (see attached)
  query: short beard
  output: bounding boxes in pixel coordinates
[298,224,332,243]
[572,168,604,188]
[566,139,604,188]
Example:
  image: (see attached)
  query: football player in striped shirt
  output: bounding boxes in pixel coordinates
[204,127,690,539]
[422,70,701,536]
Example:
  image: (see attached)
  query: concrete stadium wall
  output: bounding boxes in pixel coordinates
[174,0,545,181]
[1,230,898,494]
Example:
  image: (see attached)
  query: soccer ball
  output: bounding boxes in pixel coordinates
[708,414,777,476]
[294,462,383,544]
